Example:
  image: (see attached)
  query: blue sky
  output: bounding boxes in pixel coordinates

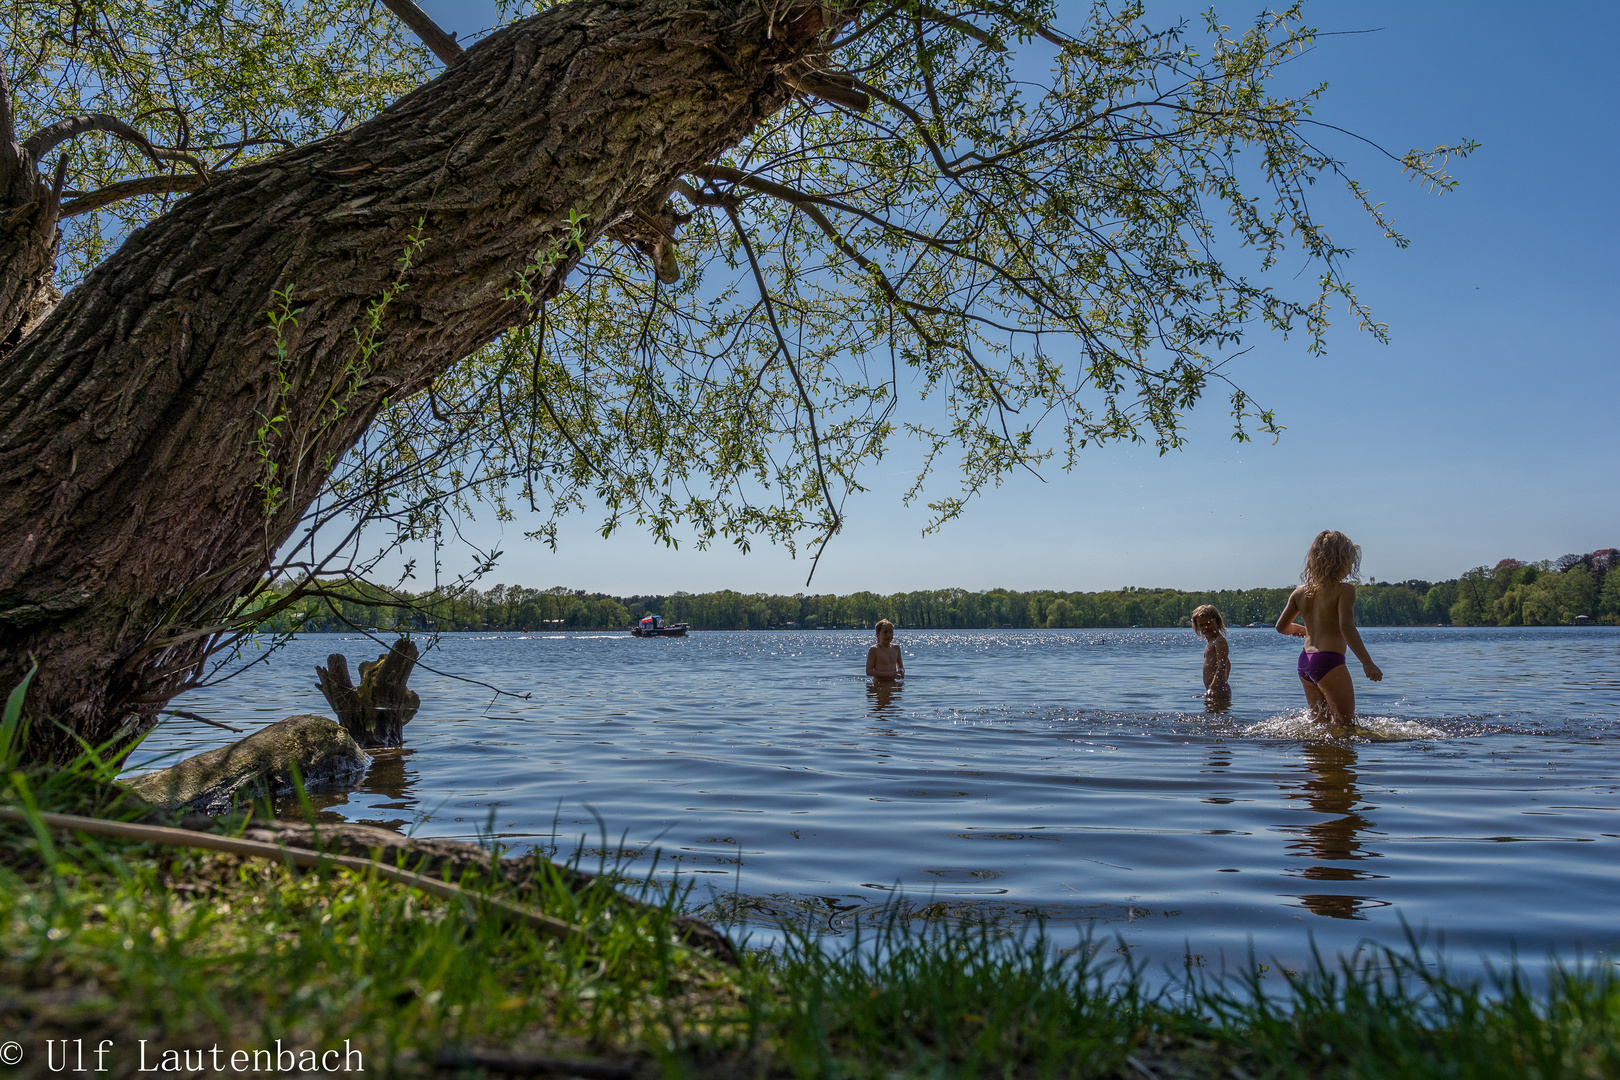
[406,0,1619,595]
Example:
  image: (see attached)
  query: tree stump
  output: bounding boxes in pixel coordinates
[315,638,420,748]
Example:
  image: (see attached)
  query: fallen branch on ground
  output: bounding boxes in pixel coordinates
[0,806,582,942]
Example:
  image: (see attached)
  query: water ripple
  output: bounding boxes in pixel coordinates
[132,626,1620,975]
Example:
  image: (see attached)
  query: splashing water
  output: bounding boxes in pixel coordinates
[1244,709,1447,742]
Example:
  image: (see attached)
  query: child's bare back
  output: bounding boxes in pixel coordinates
[1286,580,1358,655]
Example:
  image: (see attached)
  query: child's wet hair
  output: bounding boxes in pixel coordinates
[1190,604,1225,635]
[875,618,895,635]
[1303,530,1362,593]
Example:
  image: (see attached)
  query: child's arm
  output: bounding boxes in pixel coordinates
[1337,585,1383,681]
[866,646,879,677]
[894,645,904,676]
[1275,588,1308,638]
[1212,637,1230,686]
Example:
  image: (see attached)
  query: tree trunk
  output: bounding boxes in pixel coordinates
[0,0,835,761]
[0,69,64,354]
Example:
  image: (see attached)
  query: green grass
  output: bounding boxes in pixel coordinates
[0,787,750,1074]
[1,689,1617,1078]
[755,914,1620,1079]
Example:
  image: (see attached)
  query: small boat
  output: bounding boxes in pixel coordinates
[631,615,690,637]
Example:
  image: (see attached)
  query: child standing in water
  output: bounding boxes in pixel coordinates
[1191,604,1230,705]
[1275,530,1383,725]
[866,619,904,679]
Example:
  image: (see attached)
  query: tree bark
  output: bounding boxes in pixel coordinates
[0,0,837,761]
[0,67,65,354]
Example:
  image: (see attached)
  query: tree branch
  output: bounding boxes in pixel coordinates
[914,4,1007,51]
[780,70,870,112]
[689,163,1054,335]
[691,163,952,248]
[22,113,163,168]
[845,70,963,179]
[0,64,17,184]
[59,173,207,217]
[721,201,841,584]
[827,1,906,51]
[957,0,1073,49]
[693,167,1023,426]
[377,0,465,66]
[674,177,735,208]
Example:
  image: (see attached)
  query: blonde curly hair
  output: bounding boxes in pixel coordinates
[1190,604,1225,634]
[1302,530,1361,595]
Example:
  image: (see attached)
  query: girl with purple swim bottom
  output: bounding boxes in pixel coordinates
[1274,530,1383,725]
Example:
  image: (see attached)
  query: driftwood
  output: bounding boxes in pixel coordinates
[127,713,369,813]
[316,638,419,748]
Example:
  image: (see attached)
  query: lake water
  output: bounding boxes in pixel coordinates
[130,627,1620,979]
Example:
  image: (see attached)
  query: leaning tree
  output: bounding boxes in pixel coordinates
[0,0,1468,760]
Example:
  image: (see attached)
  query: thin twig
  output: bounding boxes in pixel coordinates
[324,612,532,702]
[721,202,842,585]
[158,709,244,734]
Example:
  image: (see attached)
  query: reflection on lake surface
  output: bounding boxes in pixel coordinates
[1283,743,1385,920]
[866,678,903,716]
[130,627,1620,976]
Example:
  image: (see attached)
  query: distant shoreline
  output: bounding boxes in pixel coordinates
[294,622,1615,634]
[260,550,1618,635]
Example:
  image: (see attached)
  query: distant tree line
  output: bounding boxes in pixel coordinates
[260,548,1620,633]
[259,583,634,634]
[1446,550,1620,627]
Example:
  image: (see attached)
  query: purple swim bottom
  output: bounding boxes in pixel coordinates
[1298,649,1347,684]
